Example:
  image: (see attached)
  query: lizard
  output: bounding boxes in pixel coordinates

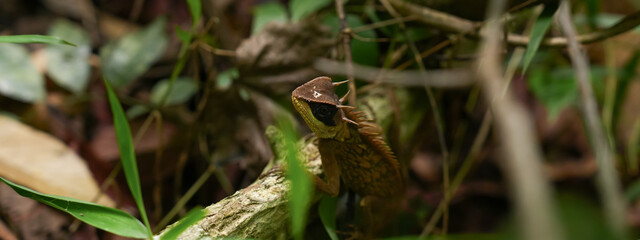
[291,76,404,237]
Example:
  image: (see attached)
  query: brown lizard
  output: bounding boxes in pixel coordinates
[291,76,404,236]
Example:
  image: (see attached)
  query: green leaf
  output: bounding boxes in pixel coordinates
[528,68,578,120]
[101,17,168,88]
[323,14,379,66]
[522,5,557,73]
[126,104,151,119]
[290,0,332,21]
[528,66,609,121]
[104,79,153,238]
[46,19,91,94]
[216,68,238,90]
[150,77,198,106]
[0,177,147,239]
[276,116,311,240]
[252,2,288,34]
[187,0,202,26]
[175,26,191,45]
[0,34,76,46]
[0,43,45,102]
[318,196,339,240]
[159,206,206,240]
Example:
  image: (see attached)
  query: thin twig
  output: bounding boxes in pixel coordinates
[556,2,628,239]
[156,165,215,232]
[198,43,237,57]
[476,0,564,240]
[335,0,357,105]
[351,15,418,33]
[152,110,165,222]
[313,58,476,88]
[386,0,640,47]
[394,38,454,71]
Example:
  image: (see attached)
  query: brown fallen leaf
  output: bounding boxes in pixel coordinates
[0,116,114,207]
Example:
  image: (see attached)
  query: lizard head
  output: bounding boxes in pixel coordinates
[291,76,356,139]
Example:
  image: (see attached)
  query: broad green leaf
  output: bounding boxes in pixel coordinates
[528,66,608,120]
[252,2,288,34]
[150,77,198,106]
[290,0,332,21]
[46,19,91,94]
[101,17,168,88]
[277,116,311,240]
[528,68,578,120]
[216,68,238,90]
[0,177,147,239]
[159,206,205,240]
[104,79,153,238]
[187,0,202,26]
[323,14,379,66]
[0,35,75,46]
[318,196,339,240]
[522,4,557,73]
[0,43,45,102]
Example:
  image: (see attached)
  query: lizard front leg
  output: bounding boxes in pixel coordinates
[313,140,341,197]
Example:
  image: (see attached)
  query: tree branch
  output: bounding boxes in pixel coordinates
[387,0,640,47]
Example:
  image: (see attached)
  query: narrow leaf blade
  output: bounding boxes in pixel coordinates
[0,34,76,46]
[0,177,147,239]
[104,79,153,238]
[159,206,206,240]
[277,116,312,240]
[319,196,339,240]
[522,5,557,73]
[187,0,202,26]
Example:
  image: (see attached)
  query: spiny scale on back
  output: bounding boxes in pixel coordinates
[291,76,404,197]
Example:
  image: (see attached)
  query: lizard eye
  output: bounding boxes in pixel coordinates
[307,101,338,126]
